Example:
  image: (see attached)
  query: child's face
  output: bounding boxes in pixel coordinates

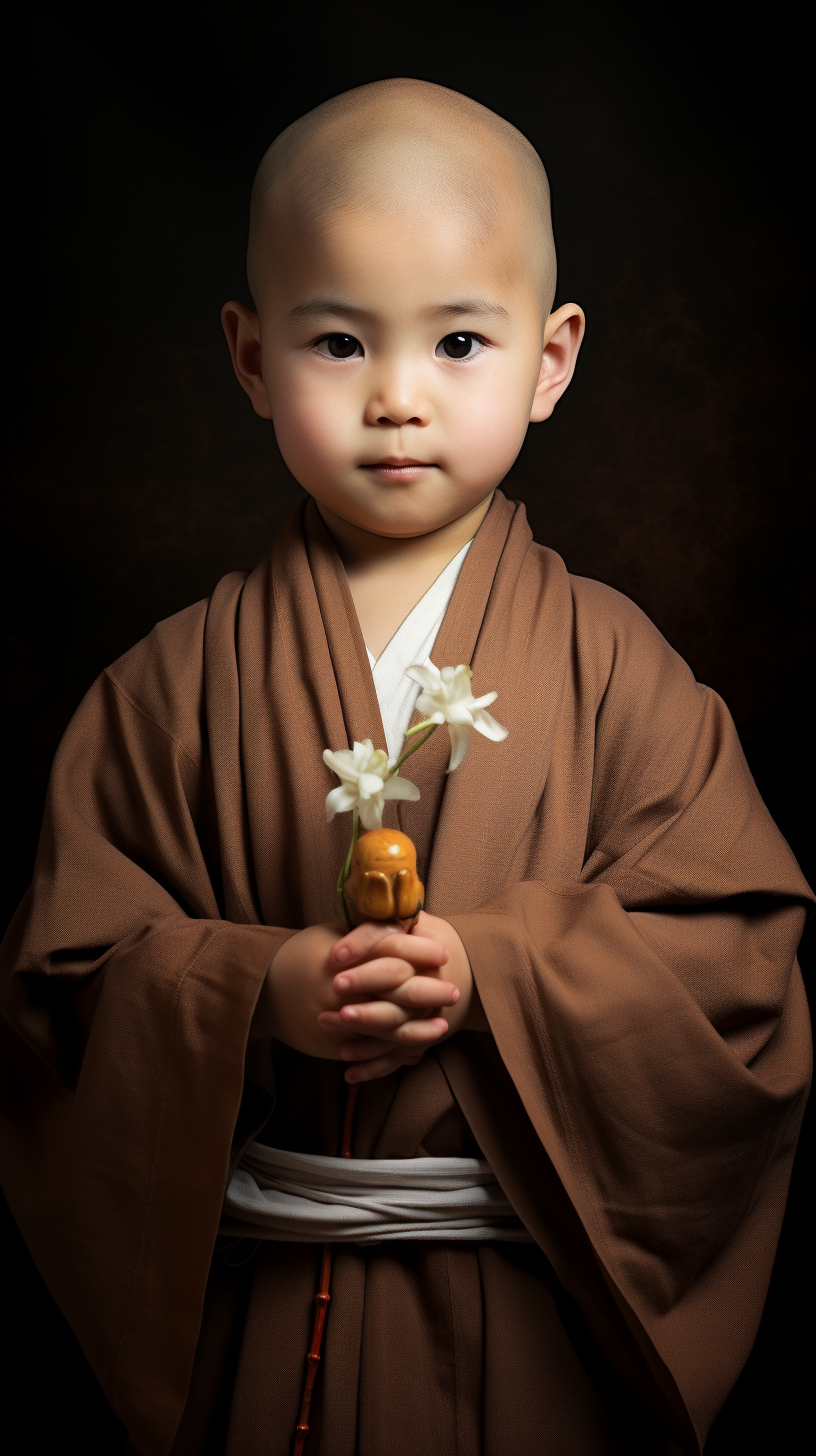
[249,198,564,539]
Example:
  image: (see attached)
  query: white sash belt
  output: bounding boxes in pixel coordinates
[220,1142,533,1244]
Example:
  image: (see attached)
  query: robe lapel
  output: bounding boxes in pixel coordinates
[395,492,516,884]
[418,494,575,916]
[303,498,387,755]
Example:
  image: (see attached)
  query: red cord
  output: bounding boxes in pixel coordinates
[292,1083,359,1454]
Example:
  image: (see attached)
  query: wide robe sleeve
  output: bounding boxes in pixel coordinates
[440,579,812,1455]
[0,598,295,1456]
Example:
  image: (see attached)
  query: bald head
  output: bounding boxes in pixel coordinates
[247,78,556,316]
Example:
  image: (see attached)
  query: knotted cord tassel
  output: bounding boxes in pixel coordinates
[292,1082,358,1455]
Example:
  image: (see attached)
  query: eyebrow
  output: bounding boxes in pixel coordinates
[288,295,510,323]
[425,298,511,322]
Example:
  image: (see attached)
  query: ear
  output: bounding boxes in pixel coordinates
[358,871,396,920]
[221,301,273,420]
[394,868,424,919]
[529,303,586,423]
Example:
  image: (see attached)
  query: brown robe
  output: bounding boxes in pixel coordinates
[0,490,811,1456]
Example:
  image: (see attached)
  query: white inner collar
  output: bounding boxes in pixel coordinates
[363,539,473,763]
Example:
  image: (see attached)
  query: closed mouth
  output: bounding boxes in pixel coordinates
[361,458,437,469]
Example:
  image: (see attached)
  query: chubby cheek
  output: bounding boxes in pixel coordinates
[267,370,356,486]
[446,380,529,486]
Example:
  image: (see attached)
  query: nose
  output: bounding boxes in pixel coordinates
[363,362,431,428]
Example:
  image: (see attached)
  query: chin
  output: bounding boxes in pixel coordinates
[359,515,438,539]
[363,505,455,537]
[334,493,437,535]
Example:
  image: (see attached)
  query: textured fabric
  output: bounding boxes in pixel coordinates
[364,536,472,761]
[221,1141,532,1242]
[0,490,811,1456]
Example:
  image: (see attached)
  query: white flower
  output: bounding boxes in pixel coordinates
[323,738,420,830]
[405,662,509,772]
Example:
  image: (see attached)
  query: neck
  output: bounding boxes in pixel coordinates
[316,492,494,580]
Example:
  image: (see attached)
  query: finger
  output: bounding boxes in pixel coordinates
[333,956,415,999]
[334,955,451,998]
[332,921,404,966]
[345,1050,425,1084]
[357,933,449,969]
[318,982,458,1034]
[340,1018,449,1059]
[334,930,449,972]
[329,982,459,1029]
[317,1006,419,1036]
[335,966,454,1001]
[385,977,461,1010]
[369,934,449,970]
[331,1002,419,1033]
[318,1006,409,1035]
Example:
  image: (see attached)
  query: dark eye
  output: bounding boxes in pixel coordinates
[436,332,482,360]
[315,333,363,360]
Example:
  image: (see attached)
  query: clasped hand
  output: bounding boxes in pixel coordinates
[252,911,480,1082]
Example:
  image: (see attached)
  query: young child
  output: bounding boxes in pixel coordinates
[0,78,811,1456]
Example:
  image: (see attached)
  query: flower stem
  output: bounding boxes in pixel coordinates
[388,724,437,776]
[403,718,435,738]
[337,808,360,929]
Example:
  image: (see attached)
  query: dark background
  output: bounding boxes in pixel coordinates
[3,3,812,1451]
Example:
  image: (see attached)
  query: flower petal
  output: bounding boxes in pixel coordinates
[323,747,358,783]
[325,784,358,821]
[472,709,509,742]
[359,796,384,831]
[358,771,386,798]
[444,702,475,725]
[414,691,447,720]
[405,662,442,691]
[382,776,421,802]
[446,723,471,773]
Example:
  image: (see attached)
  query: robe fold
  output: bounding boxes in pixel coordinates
[0,489,811,1456]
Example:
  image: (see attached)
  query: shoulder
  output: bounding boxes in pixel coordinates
[562,571,712,769]
[568,571,687,680]
[102,572,249,758]
[525,543,696,703]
